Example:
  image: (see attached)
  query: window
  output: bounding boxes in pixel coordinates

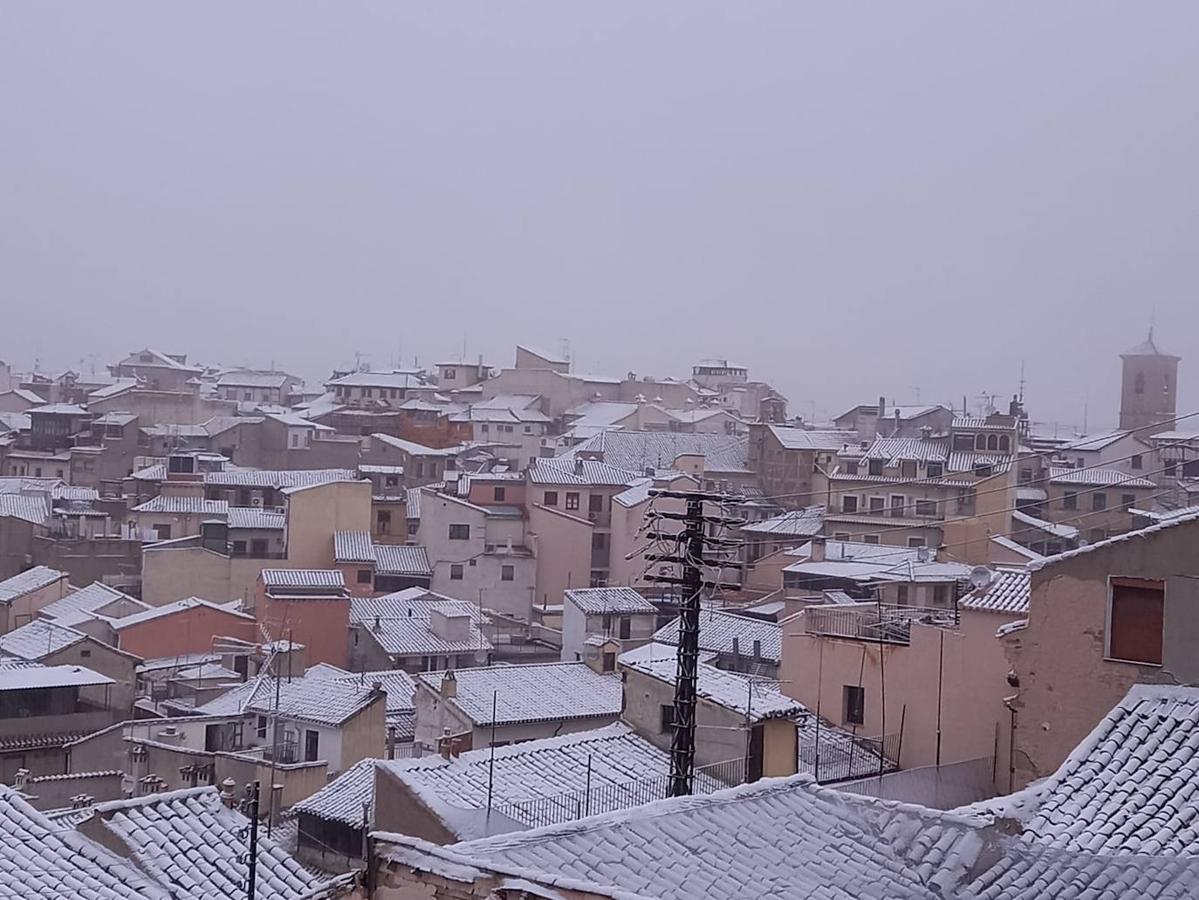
[1092,492,1107,511]
[481,424,490,434]
[153,524,172,541]
[841,496,858,513]
[304,729,320,762]
[450,564,464,581]
[602,651,616,672]
[1135,372,1145,395]
[592,532,607,549]
[618,616,631,639]
[565,492,580,511]
[80,648,91,658]
[998,435,1011,453]
[868,497,885,514]
[975,434,987,450]
[1063,491,1078,510]
[1019,468,1033,484]
[901,461,916,479]
[843,686,865,726]
[833,532,851,541]
[1165,461,1177,476]
[890,496,906,518]
[524,425,532,434]
[660,704,676,733]
[501,565,514,581]
[1107,577,1164,665]
[1090,528,1107,543]
[952,434,974,452]
[973,464,993,477]
[407,521,419,536]
[907,537,926,548]
[250,539,268,557]
[868,459,884,477]
[926,462,944,478]
[378,510,392,533]
[1121,494,1136,510]
[543,491,558,507]
[494,486,506,502]
[1131,454,1143,471]
[915,499,937,518]
[444,367,456,380]
[987,434,999,451]
[357,569,373,584]
[589,494,604,513]
[863,534,880,545]
[257,715,268,739]
[933,584,950,606]
[589,571,606,587]
[231,540,247,555]
[385,475,399,488]
[414,462,425,478]
[897,584,909,604]
[845,461,859,475]
[449,524,471,540]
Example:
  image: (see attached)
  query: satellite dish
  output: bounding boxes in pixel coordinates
[969,566,994,589]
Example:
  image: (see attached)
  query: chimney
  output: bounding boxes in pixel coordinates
[878,395,886,418]
[440,670,457,700]
[220,778,238,807]
[731,637,740,661]
[431,609,470,642]
[920,425,933,438]
[752,639,762,661]
[373,615,382,632]
[574,458,585,476]
[12,769,29,791]
[809,536,826,563]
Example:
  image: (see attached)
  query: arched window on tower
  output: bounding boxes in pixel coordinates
[1135,372,1145,395]
[987,434,999,451]
[975,434,987,450]
[998,435,1011,453]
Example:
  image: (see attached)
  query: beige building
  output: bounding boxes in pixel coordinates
[0,566,70,633]
[1005,513,1199,788]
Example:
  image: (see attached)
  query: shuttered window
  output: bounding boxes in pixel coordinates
[1108,577,1164,665]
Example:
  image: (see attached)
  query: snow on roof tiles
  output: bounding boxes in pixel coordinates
[380,723,682,835]
[653,609,782,663]
[968,685,1199,857]
[1048,465,1155,488]
[0,494,51,526]
[740,506,825,538]
[767,426,853,452]
[293,757,381,828]
[226,507,286,530]
[334,530,375,563]
[373,544,432,577]
[960,569,1031,615]
[261,568,345,589]
[195,670,381,727]
[0,619,87,660]
[131,496,228,516]
[0,566,64,604]
[371,433,464,457]
[0,786,167,898]
[0,663,114,691]
[417,663,621,726]
[620,655,802,721]
[563,587,657,615]
[562,430,752,475]
[335,669,417,716]
[349,591,491,658]
[85,786,335,899]
[527,456,640,486]
[38,582,149,626]
[204,467,357,489]
[216,371,292,388]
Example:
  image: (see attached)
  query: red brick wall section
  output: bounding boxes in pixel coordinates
[117,606,259,659]
[258,595,351,668]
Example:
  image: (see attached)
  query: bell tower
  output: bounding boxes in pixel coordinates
[1119,330,1180,436]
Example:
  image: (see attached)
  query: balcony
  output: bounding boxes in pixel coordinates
[803,603,958,645]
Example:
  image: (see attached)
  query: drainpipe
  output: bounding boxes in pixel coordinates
[1003,695,1018,794]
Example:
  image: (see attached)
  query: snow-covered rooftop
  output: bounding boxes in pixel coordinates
[960,569,1031,615]
[0,566,65,605]
[417,663,622,727]
[653,609,782,664]
[564,587,658,615]
[0,619,87,660]
[619,654,802,721]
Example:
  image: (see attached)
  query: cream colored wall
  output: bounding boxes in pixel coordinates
[4,575,71,632]
[940,469,1017,564]
[339,695,387,769]
[782,609,1012,781]
[141,546,264,605]
[285,480,372,567]
[528,504,594,609]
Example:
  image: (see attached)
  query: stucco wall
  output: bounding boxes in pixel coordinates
[1007,519,1199,787]
[528,505,593,610]
[116,606,258,658]
[286,480,372,568]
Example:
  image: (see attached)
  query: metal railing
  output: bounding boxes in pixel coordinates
[798,720,902,784]
[489,756,747,830]
[803,603,958,645]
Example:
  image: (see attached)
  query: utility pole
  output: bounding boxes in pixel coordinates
[644,488,744,797]
[246,781,260,900]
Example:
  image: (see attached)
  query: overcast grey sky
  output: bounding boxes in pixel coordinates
[3,3,1197,432]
